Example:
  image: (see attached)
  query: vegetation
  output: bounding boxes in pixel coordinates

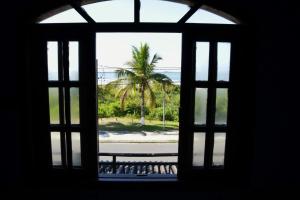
[98,83,180,122]
[98,117,178,132]
[106,43,173,125]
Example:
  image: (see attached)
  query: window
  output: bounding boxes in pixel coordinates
[47,41,82,169]
[140,0,189,22]
[83,0,134,22]
[38,1,238,25]
[191,41,231,169]
[187,9,235,24]
[97,32,181,178]
[34,0,242,181]
[40,6,87,23]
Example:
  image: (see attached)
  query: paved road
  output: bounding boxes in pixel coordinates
[52,136,224,164]
[99,143,178,162]
[99,139,225,165]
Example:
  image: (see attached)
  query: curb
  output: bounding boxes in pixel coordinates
[99,140,178,143]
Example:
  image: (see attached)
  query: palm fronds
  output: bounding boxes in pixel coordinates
[107,42,174,125]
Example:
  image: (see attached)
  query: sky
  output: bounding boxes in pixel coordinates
[96,33,182,71]
[96,33,231,82]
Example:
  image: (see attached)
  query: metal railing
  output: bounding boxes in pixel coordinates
[98,152,178,174]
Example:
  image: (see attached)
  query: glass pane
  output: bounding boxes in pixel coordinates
[51,132,62,166]
[194,88,207,125]
[83,0,134,22]
[71,132,81,167]
[195,42,209,81]
[193,133,206,167]
[213,133,226,166]
[40,8,87,23]
[70,88,80,124]
[140,0,189,22]
[48,88,60,124]
[69,42,79,81]
[187,9,235,24]
[217,42,231,81]
[47,42,58,81]
[215,89,228,124]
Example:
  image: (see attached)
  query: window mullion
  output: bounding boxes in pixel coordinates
[134,0,140,23]
[177,3,202,24]
[63,41,69,83]
[70,1,95,24]
[57,41,67,168]
[65,86,72,169]
[62,41,73,169]
[204,41,217,169]
[58,41,64,82]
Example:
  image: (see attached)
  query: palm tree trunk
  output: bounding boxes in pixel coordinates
[140,84,145,125]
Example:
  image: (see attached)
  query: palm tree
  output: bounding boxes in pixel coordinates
[109,43,173,125]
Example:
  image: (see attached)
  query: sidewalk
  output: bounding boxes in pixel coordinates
[99,130,179,143]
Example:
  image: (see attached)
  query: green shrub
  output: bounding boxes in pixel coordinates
[97,82,180,121]
[147,106,179,122]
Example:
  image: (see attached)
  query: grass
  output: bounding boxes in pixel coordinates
[98,117,179,132]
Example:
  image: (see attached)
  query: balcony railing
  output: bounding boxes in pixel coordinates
[99,152,178,175]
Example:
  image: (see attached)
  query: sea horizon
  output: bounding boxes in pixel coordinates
[97,71,182,85]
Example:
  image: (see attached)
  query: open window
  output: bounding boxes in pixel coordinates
[31,0,245,182]
[97,32,182,178]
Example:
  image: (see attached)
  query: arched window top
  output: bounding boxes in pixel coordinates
[40,6,87,23]
[140,0,190,23]
[83,0,134,22]
[187,6,236,24]
[38,0,238,24]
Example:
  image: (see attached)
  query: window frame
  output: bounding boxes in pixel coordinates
[31,1,250,183]
[32,30,98,179]
[178,28,242,181]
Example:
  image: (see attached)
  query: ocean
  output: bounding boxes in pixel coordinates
[97,70,228,85]
[97,71,181,85]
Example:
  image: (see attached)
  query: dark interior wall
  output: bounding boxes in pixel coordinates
[0,0,299,195]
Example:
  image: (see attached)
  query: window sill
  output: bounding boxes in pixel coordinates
[98,174,178,182]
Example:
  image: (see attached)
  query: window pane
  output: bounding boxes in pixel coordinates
[217,42,231,81]
[48,88,60,124]
[193,132,205,167]
[187,9,235,24]
[47,42,58,81]
[140,0,189,22]
[40,8,87,23]
[83,0,134,22]
[71,132,81,167]
[213,133,226,166]
[70,88,80,124]
[215,89,228,124]
[195,42,209,81]
[69,42,79,81]
[194,88,207,125]
[51,132,62,166]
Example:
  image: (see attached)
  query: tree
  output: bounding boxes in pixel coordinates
[108,43,173,125]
